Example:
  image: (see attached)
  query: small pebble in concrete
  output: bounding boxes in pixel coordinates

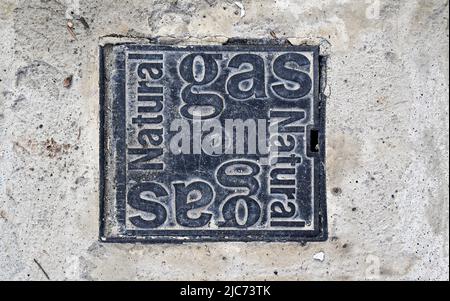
[313,252,325,262]
[63,75,73,88]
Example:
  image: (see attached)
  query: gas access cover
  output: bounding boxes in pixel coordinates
[99,43,327,242]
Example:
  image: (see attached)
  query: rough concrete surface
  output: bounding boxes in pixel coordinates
[0,0,448,280]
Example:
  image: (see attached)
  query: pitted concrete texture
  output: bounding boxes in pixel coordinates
[0,0,448,280]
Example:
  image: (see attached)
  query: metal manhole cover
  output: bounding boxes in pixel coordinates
[99,43,327,242]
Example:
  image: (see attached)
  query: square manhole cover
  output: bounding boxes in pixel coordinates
[99,43,327,242]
